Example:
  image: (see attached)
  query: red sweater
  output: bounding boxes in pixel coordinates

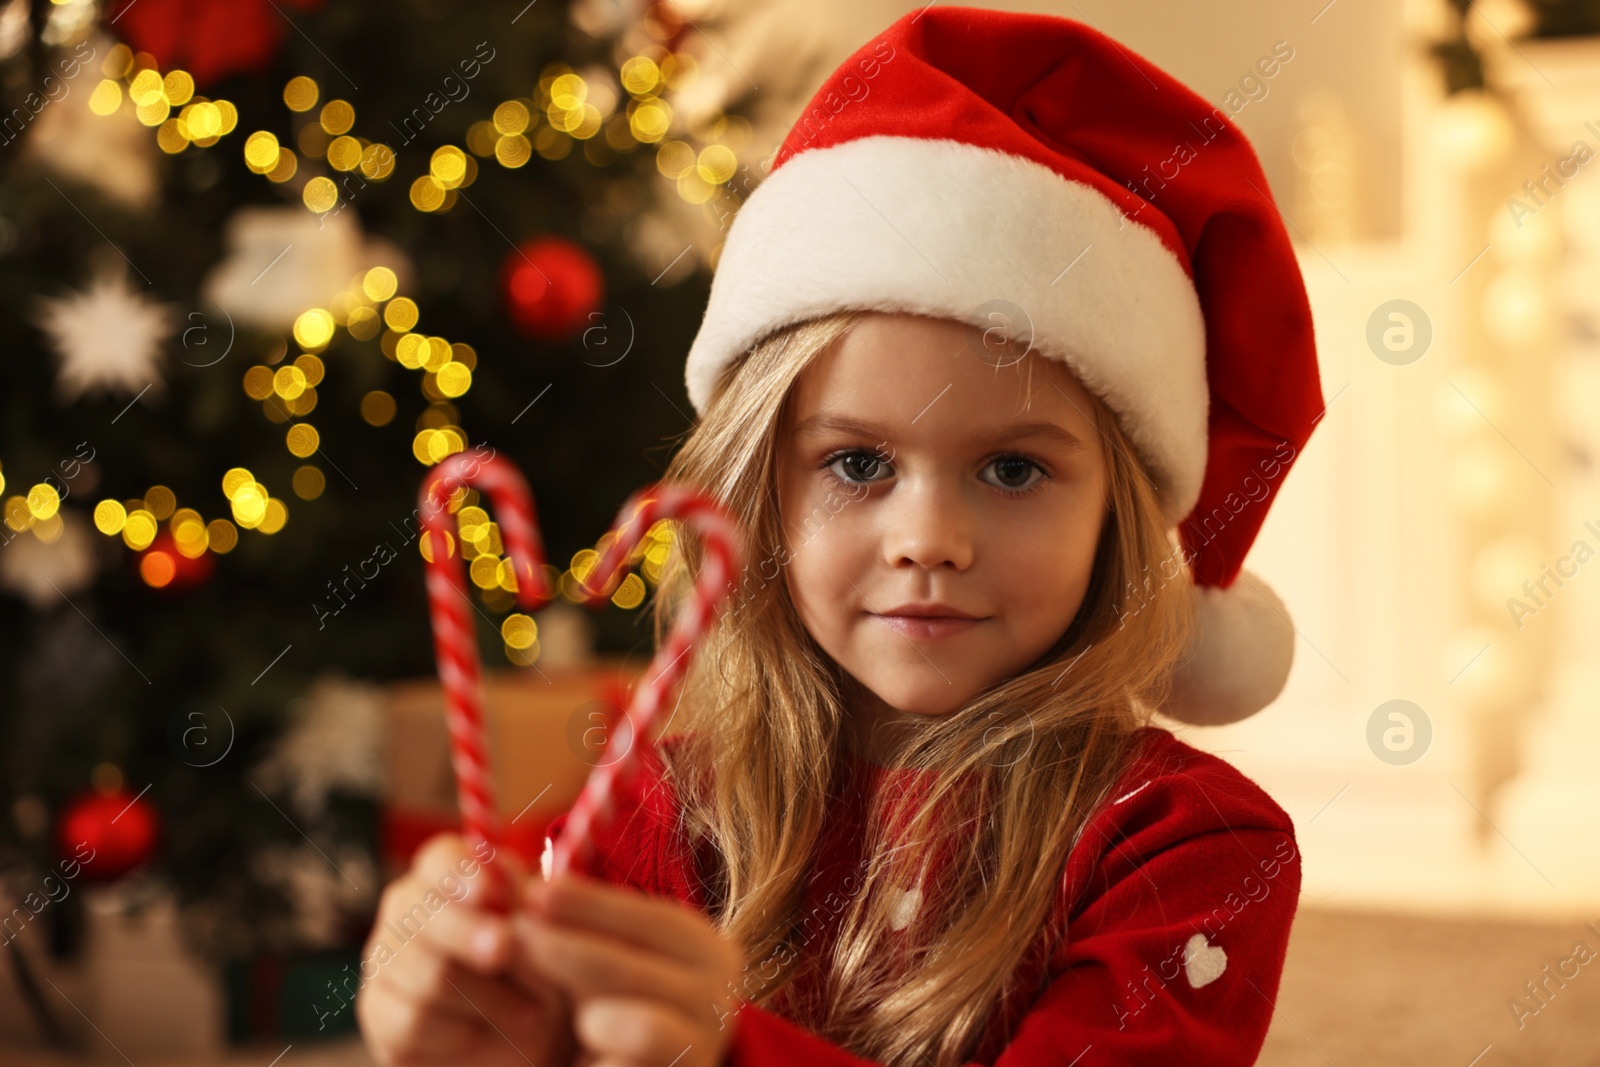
[540,726,1301,1066]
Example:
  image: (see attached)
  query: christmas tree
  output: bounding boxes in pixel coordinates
[0,0,752,1037]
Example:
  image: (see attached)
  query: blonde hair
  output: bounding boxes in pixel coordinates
[649,310,1196,1066]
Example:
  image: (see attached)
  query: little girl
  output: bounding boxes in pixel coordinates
[358,7,1325,1066]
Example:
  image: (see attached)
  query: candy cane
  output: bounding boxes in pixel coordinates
[544,483,741,880]
[419,450,551,913]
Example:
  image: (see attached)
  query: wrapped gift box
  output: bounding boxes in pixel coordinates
[225,947,365,1041]
[379,658,646,875]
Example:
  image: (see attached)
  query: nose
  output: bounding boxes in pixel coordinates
[880,476,975,572]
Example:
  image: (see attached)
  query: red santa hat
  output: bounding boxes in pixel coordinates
[683,7,1324,725]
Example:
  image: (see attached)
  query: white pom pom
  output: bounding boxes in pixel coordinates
[1161,569,1295,726]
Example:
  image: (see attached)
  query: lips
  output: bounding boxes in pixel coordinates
[870,606,988,640]
[876,602,984,619]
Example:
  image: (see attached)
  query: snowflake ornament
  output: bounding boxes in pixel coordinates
[252,672,385,820]
[0,508,97,609]
[201,205,411,331]
[35,267,177,404]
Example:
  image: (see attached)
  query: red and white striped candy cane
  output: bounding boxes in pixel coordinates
[419,449,551,912]
[544,482,741,880]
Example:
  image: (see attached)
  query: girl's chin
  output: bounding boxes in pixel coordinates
[859,683,980,720]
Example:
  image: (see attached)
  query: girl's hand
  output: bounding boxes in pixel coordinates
[357,833,579,1067]
[518,870,748,1067]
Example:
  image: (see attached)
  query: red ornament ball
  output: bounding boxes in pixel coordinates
[138,531,215,591]
[501,237,604,342]
[114,0,325,89]
[57,789,160,881]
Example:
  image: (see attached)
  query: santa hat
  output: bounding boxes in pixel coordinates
[682,7,1324,725]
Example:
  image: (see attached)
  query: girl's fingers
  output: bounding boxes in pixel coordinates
[406,831,512,902]
[437,967,565,1041]
[526,873,736,974]
[515,913,675,999]
[376,940,556,1030]
[499,932,581,1006]
[574,996,704,1067]
[515,914,724,1027]
[361,834,582,1067]
[371,941,494,1021]
[410,832,520,908]
[377,835,527,973]
[358,981,484,1060]
[398,884,519,974]
[363,965,575,1066]
[376,834,568,997]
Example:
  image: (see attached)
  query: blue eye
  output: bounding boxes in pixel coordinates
[824,449,892,485]
[982,456,1045,493]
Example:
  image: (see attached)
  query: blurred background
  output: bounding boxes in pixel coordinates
[0,0,1596,1063]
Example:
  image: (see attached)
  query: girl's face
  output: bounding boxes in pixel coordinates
[775,312,1110,747]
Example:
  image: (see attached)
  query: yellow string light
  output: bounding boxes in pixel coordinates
[320,99,355,135]
[70,57,693,607]
[283,75,319,112]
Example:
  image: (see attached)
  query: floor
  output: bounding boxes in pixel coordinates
[5,906,1599,1065]
[1259,907,1600,1066]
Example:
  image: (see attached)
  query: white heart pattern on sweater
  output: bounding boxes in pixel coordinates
[889,884,923,931]
[1183,933,1227,988]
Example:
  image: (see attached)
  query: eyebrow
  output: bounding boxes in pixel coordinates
[791,413,1085,450]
